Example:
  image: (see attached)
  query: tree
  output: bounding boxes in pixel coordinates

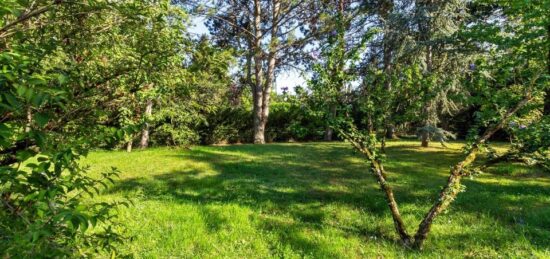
[331,0,548,249]
[306,0,374,141]
[0,0,190,255]
[155,36,236,146]
[202,0,317,143]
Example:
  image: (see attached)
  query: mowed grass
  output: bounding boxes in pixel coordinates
[84,140,550,258]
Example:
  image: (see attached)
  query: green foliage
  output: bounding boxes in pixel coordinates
[507,117,550,171]
[196,93,328,144]
[1,0,548,255]
[198,106,252,144]
[169,39,237,145]
[0,149,128,256]
[267,95,325,142]
[0,0,192,256]
[462,0,548,146]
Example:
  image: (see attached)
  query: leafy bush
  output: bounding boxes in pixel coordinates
[267,100,325,142]
[507,117,550,171]
[199,107,253,144]
[0,149,128,257]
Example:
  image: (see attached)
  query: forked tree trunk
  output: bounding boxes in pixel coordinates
[412,153,472,248]
[251,0,279,144]
[338,129,412,245]
[140,99,153,149]
[338,94,531,250]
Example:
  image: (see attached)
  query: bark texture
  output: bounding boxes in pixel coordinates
[324,105,337,141]
[251,0,280,144]
[25,107,32,133]
[139,99,153,149]
[338,129,412,245]
[385,125,397,139]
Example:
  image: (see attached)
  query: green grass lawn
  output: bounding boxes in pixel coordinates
[85,140,550,258]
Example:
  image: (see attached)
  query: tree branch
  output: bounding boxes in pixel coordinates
[412,92,533,249]
[0,0,64,39]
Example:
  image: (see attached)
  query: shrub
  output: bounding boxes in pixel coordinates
[0,147,128,257]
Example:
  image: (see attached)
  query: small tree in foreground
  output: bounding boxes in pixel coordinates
[331,0,548,249]
[335,90,537,248]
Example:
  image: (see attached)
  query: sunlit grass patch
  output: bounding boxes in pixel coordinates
[85,140,550,258]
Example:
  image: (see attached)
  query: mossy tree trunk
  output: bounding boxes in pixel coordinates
[338,94,531,249]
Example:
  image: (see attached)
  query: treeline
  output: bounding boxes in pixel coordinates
[166,89,483,146]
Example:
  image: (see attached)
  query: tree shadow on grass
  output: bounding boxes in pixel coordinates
[107,143,550,255]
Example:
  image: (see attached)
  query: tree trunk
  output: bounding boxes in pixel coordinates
[339,129,411,245]
[252,0,280,144]
[385,125,397,139]
[421,132,429,147]
[412,157,468,249]
[140,99,153,149]
[253,115,266,144]
[252,0,265,144]
[25,107,32,133]
[126,140,133,153]
[252,88,265,144]
[324,127,333,141]
[324,105,337,141]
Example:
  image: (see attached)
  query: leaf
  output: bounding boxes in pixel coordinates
[57,73,69,84]
[34,112,50,128]
[16,150,35,162]
[15,85,27,97]
[31,92,46,106]
[28,75,46,86]
[4,93,20,109]
[32,231,40,242]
